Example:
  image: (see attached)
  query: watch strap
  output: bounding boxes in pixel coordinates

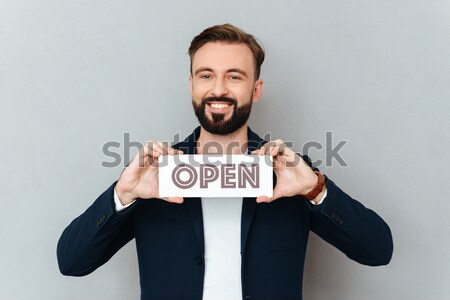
[303,171,326,200]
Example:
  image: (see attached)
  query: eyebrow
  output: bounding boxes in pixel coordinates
[228,68,248,77]
[194,67,213,76]
[194,67,248,78]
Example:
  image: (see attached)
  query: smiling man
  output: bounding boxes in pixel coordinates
[57,24,393,300]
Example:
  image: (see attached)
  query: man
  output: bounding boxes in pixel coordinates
[57,24,393,300]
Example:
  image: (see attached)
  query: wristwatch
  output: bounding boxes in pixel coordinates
[302,171,326,200]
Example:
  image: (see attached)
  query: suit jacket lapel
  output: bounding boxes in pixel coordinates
[173,127,205,255]
[185,197,205,255]
[240,128,266,254]
[241,197,257,254]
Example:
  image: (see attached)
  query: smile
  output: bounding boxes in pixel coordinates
[206,101,233,113]
[209,103,231,109]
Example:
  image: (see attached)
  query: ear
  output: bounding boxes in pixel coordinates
[251,79,263,104]
[189,75,193,96]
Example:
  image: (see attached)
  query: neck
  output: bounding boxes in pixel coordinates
[196,125,248,154]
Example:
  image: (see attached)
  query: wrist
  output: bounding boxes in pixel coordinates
[303,173,319,195]
[115,185,136,206]
[311,184,327,204]
[302,171,326,201]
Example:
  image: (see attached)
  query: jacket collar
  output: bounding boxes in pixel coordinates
[172,125,266,154]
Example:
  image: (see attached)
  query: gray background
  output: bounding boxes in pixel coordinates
[1,0,449,299]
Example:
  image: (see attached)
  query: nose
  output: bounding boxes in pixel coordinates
[211,78,229,97]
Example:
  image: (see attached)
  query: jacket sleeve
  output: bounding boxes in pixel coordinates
[307,177,394,266]
[57,181,136,276]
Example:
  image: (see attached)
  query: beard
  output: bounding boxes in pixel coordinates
[192,96,253,135]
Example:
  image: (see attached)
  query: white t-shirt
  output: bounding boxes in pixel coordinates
[201,197,243,300]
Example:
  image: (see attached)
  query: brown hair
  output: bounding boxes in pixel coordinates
[188,23,265,80]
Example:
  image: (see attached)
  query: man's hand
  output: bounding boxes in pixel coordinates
[251,139,323,203]
[115,141,184,205]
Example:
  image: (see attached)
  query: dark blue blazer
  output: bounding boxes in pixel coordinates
[57,127,393,300]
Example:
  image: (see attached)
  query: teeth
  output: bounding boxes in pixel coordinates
[210,103,230,109]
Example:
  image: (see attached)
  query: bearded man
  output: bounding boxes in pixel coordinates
[57,24,393,300]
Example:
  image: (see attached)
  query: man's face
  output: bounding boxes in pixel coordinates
[190,42,263,135]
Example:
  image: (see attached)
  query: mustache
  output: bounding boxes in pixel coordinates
[201,96,238,106]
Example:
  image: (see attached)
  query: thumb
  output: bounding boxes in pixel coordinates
[256,188,283,203]
[161,196,184,204]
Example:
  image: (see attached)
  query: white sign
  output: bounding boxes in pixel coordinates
[158,155,273,198]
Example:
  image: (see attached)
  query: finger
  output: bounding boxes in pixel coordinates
[270,140,285,156]
[155,142,184,156]
[252,149,265,156]
[258,141,277,155]
[285,151,302,167]
[169,147,184,155]
[256,188,283,203]
[271,145,282,157]
[272,139,289,156]
[154,141,171,156]
[157,141,175,156]
[128,148,145,168]
[127,147,156,168]
[168,196,184,204]
[256,195,271,203]
[251,149,261,156]
[143,141,163,157]
[160,196,184,204]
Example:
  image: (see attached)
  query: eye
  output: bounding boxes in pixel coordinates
[229,75,242,81]
[199,74,212,79]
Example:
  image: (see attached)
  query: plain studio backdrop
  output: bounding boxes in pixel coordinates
[1,1,449,299]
